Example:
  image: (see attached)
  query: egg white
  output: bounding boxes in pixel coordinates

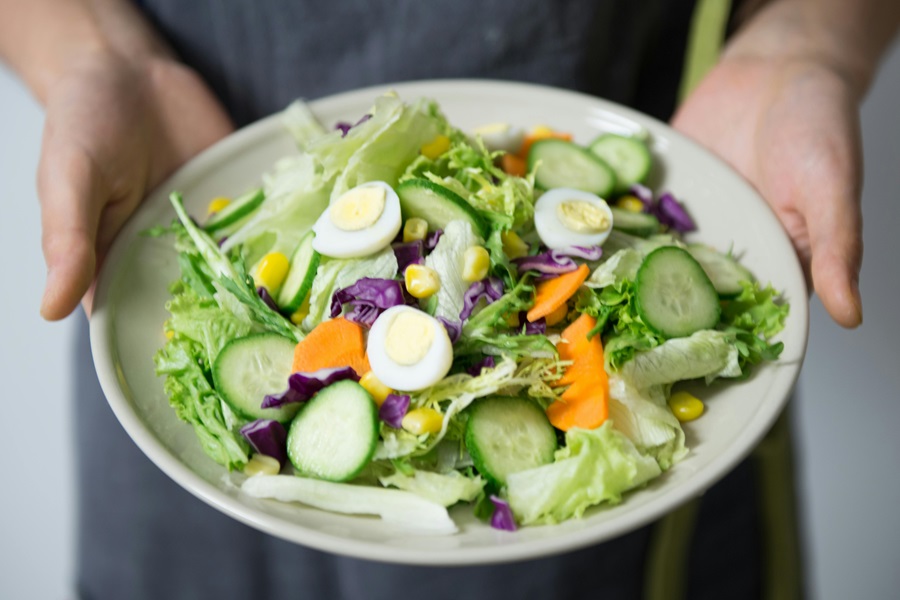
[533,187,614,250]
[312,181,402,258]
[367,305,453,392]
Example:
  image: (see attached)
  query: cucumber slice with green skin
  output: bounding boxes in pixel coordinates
[212,333,300,423]
[610,207,660,237]
[396,179,489,238]
[686,243,754,298]
[528,139,617,196]
[287,380,378,482]
[635,246,721,338]
[588,134,652,192]
[465,396,557,488]
[204,188,265,234]
[276,231,320,313]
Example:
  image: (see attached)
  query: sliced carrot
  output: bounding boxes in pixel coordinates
[500,153,527,177]
[292,317,371,376]
[517,130,573,159]
[546,314,609,431]
[526,263,590,322]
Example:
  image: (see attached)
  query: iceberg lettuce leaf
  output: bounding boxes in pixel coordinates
[379,469,484,507]
[608,375,687,470]
[506,422,661,525]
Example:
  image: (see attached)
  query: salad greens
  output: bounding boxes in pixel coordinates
[153,94,789,534]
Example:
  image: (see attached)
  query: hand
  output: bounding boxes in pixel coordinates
[673,57,862,327]
[672,53,864,328]
[37,50,233,320]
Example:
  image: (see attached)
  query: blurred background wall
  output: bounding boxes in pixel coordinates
[0,42,897,600]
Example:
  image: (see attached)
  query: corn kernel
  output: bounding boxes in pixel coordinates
[500,230,529,259]
[403,218,429,243]
[207,196,231,215]
[420,134,451,160]
[668,391,705,422]
[530,125,554,137]
[616,195,645,213]
[164,329,174,340]
[402,407,444,435]
[545,302,569,327]
[405,264,441,298]
[253,252,290,293]
[462,246,491,282]
[289,295,311,325]
[243,454,281,476]
[505,312,521,328]
[360,371,394,407]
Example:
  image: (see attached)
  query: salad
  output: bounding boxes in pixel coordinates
[151,93,788,535]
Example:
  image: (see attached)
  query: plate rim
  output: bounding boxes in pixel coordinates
[89,78,809,565]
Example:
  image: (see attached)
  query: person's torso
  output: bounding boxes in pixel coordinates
[136,0,697,125]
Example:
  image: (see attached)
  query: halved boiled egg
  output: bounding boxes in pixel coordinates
[366,305,453,392]
[312,181,402,258]
[534,188,614,249]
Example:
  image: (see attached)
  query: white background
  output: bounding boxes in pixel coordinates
[1,43,898,599]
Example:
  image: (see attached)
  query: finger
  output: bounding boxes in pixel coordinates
[37,134,107,321]
[808,205,863,328]
[802,152,864,328]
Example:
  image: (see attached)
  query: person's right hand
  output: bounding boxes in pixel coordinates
[38,50,233,320]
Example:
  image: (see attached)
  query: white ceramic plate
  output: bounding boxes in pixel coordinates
[90,80,808,565]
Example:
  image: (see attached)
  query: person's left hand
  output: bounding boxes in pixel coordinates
[673,54,864,328]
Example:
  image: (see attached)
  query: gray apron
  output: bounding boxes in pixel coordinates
[74,2,778,598]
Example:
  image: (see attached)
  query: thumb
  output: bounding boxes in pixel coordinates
[37,135,106,320]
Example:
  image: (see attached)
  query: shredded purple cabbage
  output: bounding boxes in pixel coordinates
[466,355,496,376]
[261,366,360,409]
[217,236,229,248]
[628,185,696,233]
[392,240,425,273]
[629,183,654,207]
[512,251,576,275]
[517,311,546,335]
[489,496,517,532]
[256,286,279,312]
[239,419,287,466]
[330,278,406,327]
[379,394,411,429]
[656,192,697,233]
[335,113,372,137]
[424,229,443,251]
[513,246,602,275]
[560,245,603,260]
[459,277,505,321]
[437,317,462,343]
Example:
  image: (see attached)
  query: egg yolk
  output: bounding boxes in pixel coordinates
[385,311,435,366]
[556,200,610,234]
[330,186,386,231]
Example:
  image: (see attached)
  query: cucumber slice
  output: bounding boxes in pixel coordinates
[204,188,265,235]
[528,139,616,196]
[396,179,489,238]
[276,231,320,313]
[287,380,378,482]
[588,134,652,192]
[212,333,300,423]
[686,243,754,298]
[465,396,557,488]
[635,246,721,338]
[610,207,660,237]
